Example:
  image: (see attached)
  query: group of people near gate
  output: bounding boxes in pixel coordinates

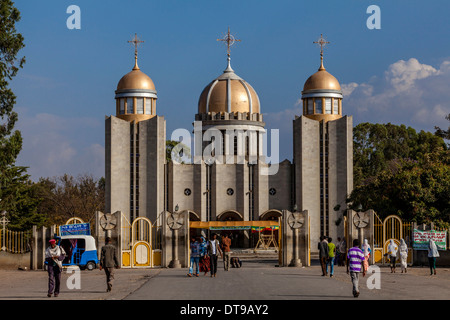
[319,236,441,298]
[187,233,242,278]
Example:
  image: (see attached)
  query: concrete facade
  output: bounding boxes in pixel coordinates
[105,55,355,266]
[106,116,166,224]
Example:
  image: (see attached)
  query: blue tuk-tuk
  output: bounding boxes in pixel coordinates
[56,235,99,270]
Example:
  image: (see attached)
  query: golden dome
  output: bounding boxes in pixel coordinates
[198,59,260,114]
[301,60,344,123]
[303,63,341,92]
[117,61,156,91]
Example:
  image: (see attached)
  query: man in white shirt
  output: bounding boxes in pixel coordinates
[207,234,223,277]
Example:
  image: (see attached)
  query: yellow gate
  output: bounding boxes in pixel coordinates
[374,214,413,265]
[121,215,158,268]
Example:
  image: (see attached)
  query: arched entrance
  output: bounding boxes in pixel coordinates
[186,210,201,240]
[65,217,85,225]
[217,210,246,248]
[122,216,154,268]
[255,210,282,249]
[374,214,413,265]
[260,210,282,221]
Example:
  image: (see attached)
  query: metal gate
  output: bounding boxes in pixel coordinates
[121,215,158,268]
[373,214,413,265]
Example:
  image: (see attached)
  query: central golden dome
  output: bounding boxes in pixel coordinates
[198,59,260,114]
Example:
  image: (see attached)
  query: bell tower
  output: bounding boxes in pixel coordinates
[293,34,353,249]
[105,34,166,223]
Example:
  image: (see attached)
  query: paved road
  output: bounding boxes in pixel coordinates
[126,260,450,301]
[0,259,449,301]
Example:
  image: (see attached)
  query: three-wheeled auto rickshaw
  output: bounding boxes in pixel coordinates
[55,235,99,270]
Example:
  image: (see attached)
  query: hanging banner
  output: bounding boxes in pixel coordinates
[251,226,280,233]
[210,226,251,231]
[59,223,91,236]
[412,229,447,250]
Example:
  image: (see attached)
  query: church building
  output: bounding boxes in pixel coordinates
[105,32,353,253]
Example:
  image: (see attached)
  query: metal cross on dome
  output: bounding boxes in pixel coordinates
[128,33,144,58]
[313,34,330,58]
[217,27,241,57]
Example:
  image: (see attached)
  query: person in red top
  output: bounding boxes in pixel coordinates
[221,233,232,271]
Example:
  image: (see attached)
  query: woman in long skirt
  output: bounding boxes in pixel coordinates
[362,239,371,272]
[399,238,408,273]
[199,237,210,275]
[427,239,440,275]
[387,239,398,273]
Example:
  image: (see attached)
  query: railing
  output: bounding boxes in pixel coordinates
[0,228,32,254]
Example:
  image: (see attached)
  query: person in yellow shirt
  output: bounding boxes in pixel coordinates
[327,237,336,277]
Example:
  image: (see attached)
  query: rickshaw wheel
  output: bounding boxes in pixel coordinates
[85,261,96,271]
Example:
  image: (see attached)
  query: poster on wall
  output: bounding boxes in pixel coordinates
[413,229,447,250]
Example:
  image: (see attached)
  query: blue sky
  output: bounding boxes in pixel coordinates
[11,0,450,180]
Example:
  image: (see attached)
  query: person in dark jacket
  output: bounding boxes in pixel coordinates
[318,236,329,276]
[99,237,119,292]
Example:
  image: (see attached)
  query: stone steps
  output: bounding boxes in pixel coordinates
[229,248,279,260]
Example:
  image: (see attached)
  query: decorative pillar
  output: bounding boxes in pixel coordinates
[167,207,184,268]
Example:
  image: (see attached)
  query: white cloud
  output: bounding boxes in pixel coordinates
[413,104,448,126]
[342,57,450,132]
[341,82,359,97]
[385,58,440,93]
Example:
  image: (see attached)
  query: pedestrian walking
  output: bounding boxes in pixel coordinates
[318,236,329,276]
[387,239,398,273]
[187,237,201,277]
[399,238,408,273]
[199,236,210,275]
[45,239,66,297]
[327,237,336,277]
[427,239,440,275]
[338,237,347,266]
[207,234,222,277]
[362,239,371,273]
[99,237,120,292]
[347,239,366,298]
[336,237,342,266]
[221,233,232,271]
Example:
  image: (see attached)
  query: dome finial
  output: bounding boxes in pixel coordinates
[128,33,144,70]
[313,34,330,71]
[217,27,241,72]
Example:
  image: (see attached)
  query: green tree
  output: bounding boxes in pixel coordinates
[0,1,41,231]
[349,138,450,228]
[1,166,46,230]
[353,123,447,187]
[349,123,450,227]
[435,113,450,143]
[0,0,25,168]
[36,174,105,226]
